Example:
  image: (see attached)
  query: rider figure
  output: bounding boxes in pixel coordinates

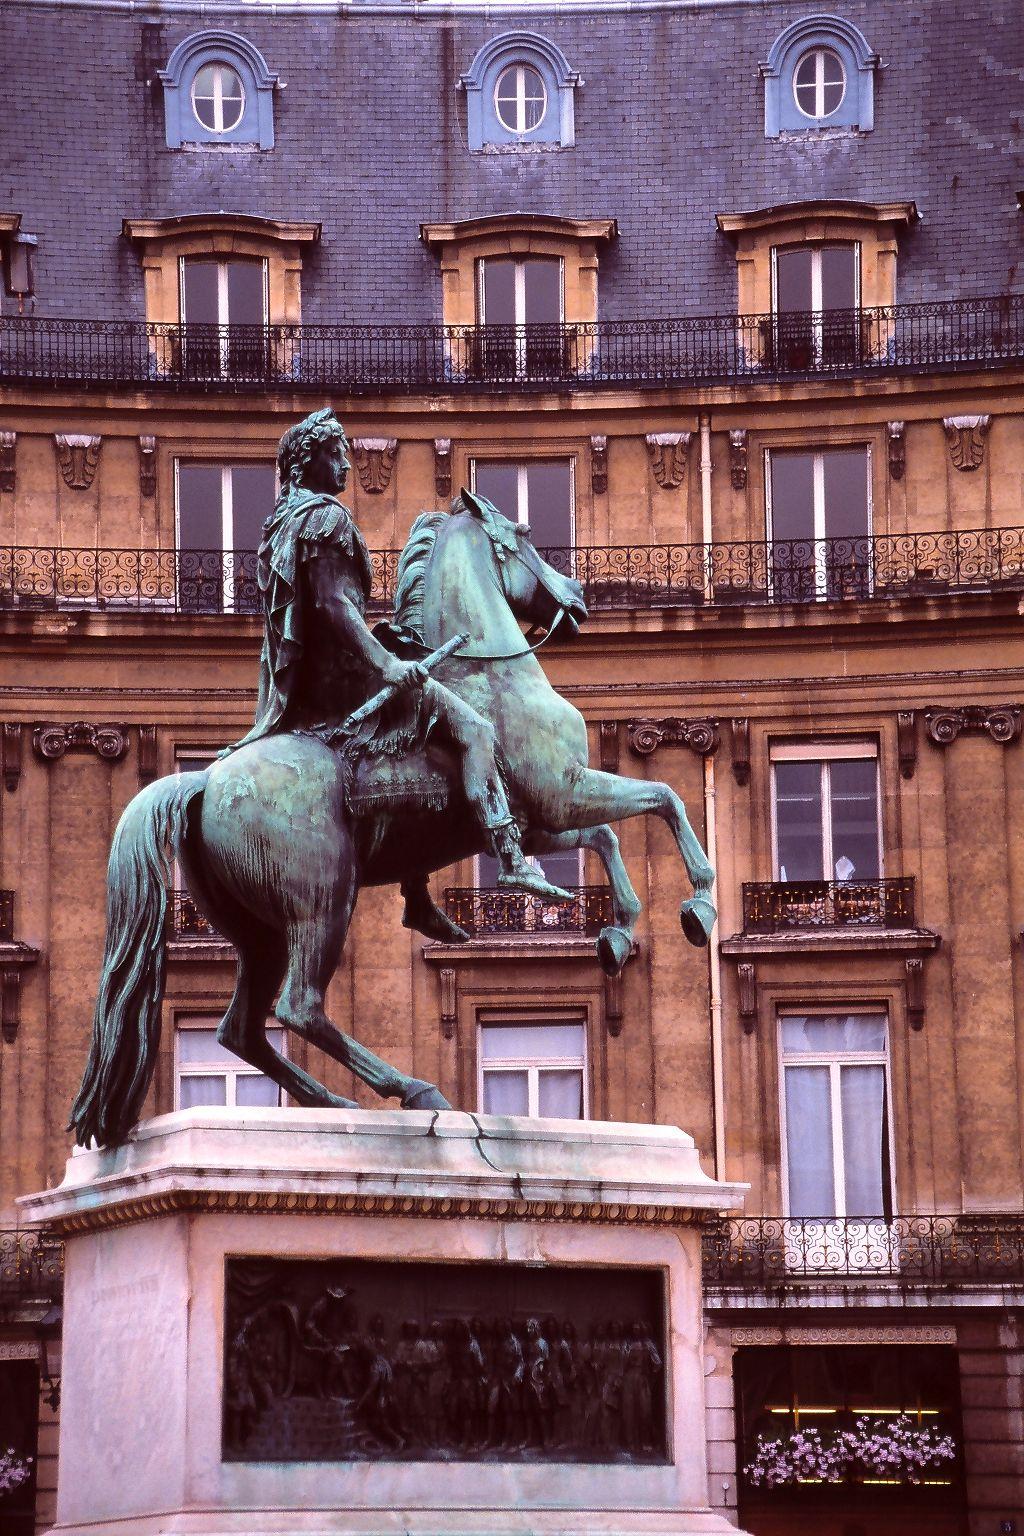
[230,408,571,939]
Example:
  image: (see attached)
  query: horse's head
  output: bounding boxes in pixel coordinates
[458,489,589,638]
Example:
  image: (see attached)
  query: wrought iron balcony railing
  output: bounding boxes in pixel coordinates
[703,1214,1024,1287]
[2,296,1023,391]
[742,877,916,934]
[444,885,613,939]
[4,529,1024,617]
[168,889,221,942]
[0,1230,64,1306]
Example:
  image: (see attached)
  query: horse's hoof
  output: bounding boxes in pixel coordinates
[597,925,633,977]
[680,894,716,947]
[401,1079,452,1111]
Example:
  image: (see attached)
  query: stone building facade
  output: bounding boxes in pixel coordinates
[1,0,1024,1531]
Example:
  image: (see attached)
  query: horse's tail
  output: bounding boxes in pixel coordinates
[68,771,208,1149]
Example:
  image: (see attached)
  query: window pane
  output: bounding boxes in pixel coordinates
[473,462,520,520]
[525,461,572,548]
[828,759,879,879]
[822,448,869,540]
[782,1014,887,1054]
[785,1065,835,1217]
[480,260,516,326]
[483,1070,529,1115]
[841,1065,887,1217]
[523,259,561,325]
[229,465,276,552]
[180,1074,227,1109]
[536,849,581,889]
[774,760,824,880]
[235,1074,281,1108]
[181,260,219,326]
[519,65,547,130]
[538,1069,584,1119]
[226,262,265,326]
[769,452,815,542]
[481,1023,584,1060]
[178,1027,235,1065]
[776,249,813,313]
[821,246,857,311]
[177,464,224,551]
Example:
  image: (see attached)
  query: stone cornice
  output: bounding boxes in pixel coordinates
[122,213,321,247]
[421,214,618,250]
[716,199,919,238]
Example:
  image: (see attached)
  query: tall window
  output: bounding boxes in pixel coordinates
[766,446,871,600]
[479,1017,587,1119]
[780,1012,892,1219]
[475,257,563,378]
[175,461,275,612]
[175,1017,284,1110]
[471,458,574,551]
[772,243,861,368]
[179,256,268,377]
[476,847,582,900]
[771,742,880,883]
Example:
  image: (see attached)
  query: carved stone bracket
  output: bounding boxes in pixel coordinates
[737,962,757,1034]
[728,429,748,491]
[138,725,158,785]
[605,970,624,1038]
[599,720,620,774]
[943,414,990,472]
[590,436,608,495]
[54,434,101,490]
[138,436,157,499]
[905,956,925,1032]
[925,705,1022,747]
[439,967,457,1041]
[730,718,750,786]
[645,432,691,490]
[887,421,906,481]
[2,725,22,793]
[33,722,130,763]
[627,717,719,757]
[352,438,398,494]
[0,431,16,493]
[897,711,917,779]
[433,439,452,500]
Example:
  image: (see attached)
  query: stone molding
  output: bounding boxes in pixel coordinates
[887,420,906,480]
[943,414,991,472]
[351,438,398,494]
[897,710,917,779]
[728,429,747,491]
[2,723,22,792]
[33,722,130,763]
[645,431,691,490]
[138,435,157,498]
[729,718,750,785]
[54,434,101,490]
[0,430,15,493]
[925,704,1022,746]
[628,717,720,756]
[731,1325,956,1347]
[433,438,452,499]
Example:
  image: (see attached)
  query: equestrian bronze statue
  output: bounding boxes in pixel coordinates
[70,409,715,1147]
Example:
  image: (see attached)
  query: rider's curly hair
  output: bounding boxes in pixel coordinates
[277,407,349,487]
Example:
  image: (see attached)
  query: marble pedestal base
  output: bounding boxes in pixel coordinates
[20,1109,748,1536]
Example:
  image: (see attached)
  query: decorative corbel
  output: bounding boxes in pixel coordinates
[137,725,158,785]
[599,720,620,774]
[905,957,925,1032]
[737,963,757,1035]
[33,722,130,763]
[433,439,452,500]
[2,725,22,793]
[351,438,398,495]
[54,434,101,490]
[138,436,157,499]
[628,717,719,757]
[604,970,624,1038]
[728,429,748,491]
[439,967,457,1041]
[943,415,990,473]
[897,711,917,779]
[887,421,906,481]
[730,719,750,786]
[925,705,1022,747]
[590,436,608,496]
[0,431,16,493]
[645,432,691,491]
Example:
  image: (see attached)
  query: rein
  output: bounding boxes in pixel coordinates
[433,605,568,663]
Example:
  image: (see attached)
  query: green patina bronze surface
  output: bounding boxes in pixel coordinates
[70,409,715,1149]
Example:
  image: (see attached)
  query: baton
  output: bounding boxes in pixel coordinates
[334,632,469,738]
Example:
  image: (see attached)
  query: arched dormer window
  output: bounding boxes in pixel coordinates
[761,15,879,138]
[159,31,279,150]
[459,33,581,151]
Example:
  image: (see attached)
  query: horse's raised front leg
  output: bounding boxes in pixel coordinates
[550,767,716,947]
[523,825,642,977]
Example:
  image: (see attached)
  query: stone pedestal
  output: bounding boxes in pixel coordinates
[20,1108,748,1536]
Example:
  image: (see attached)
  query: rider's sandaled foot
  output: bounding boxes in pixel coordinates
[402,895,470,945]
[497,862,574,903]
[401,1079,452,1111]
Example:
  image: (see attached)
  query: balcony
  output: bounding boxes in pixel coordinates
[4,530,1024,618]
[2,295,1023,392]
[444,885,613,939]
[167,889,221,943]
[702,1214,1024,1289]
[0,1230,64,1309]
[742,878,916,934]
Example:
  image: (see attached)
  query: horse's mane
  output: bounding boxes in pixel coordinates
[393,511,448,638]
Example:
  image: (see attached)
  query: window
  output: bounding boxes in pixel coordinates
[475,257,563,378]
[159,30,278,149]
[760,16,879,137]
[766,446,871,600]
[459,33,580,150]
[476,848,583,915]
[771,243,861,368]
[179,256,268,379]
[175,460,275,612]
[471,458,574,550]
[780,1012,892,1219]
[793,48,845,119]
[175,1018,284,1110]
[479,1017,587,1118]
[771,742,880,883]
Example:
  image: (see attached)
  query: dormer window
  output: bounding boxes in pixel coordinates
[761,15,879,137]
[159,30,278,149]
[460,32,581,150]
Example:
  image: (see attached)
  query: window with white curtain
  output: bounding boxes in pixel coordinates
[479,1017,587,1120]
[175,1016,284,1110]
[771,740,880,882]
[780,1012,892,1220]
